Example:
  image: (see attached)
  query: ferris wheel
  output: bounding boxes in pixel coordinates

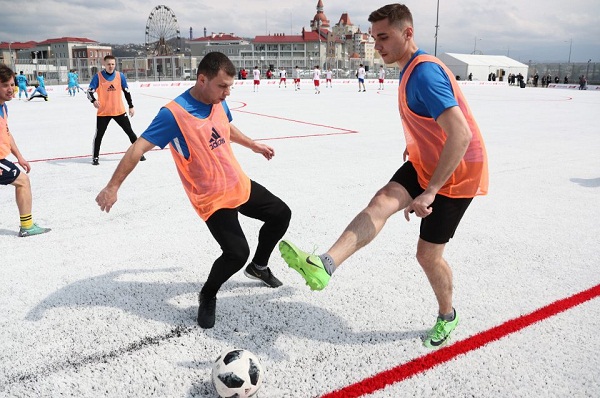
[145,5,181,55]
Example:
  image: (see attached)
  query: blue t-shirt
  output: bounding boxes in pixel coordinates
[141,89,233,159]
[37,75,45,88]
[16,75,27,87]
[88,70,129,91]
[399,49,457,120]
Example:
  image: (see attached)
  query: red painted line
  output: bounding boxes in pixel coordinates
[25,148,164,164]
[136,94,357,133]
[321,283,600,398]
[23,99,356,164]
[255,131,358,141]
[234,109,357,134]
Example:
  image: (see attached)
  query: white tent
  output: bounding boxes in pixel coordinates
[438,53,529,82]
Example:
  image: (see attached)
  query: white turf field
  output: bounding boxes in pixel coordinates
[1,79,599,397]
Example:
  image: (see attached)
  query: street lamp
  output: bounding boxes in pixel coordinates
[586,59,591,79]
[434,0,440,56]
[8,41,14,71]
[33,51,40,78]
[473,36,482,54]
[565,39,572,63]
[317,20,322,69]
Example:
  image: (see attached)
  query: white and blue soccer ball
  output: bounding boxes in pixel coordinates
[211,348,263,398]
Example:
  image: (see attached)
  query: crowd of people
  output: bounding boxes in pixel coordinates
[530,72,588,89]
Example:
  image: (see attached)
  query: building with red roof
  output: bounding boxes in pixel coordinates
[0,37,112,83]
[190,0,377,74]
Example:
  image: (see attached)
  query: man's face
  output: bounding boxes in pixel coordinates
[198,69,233,104]
[104,59,116,73]
[371,19,411,65]
[0,79,15,103]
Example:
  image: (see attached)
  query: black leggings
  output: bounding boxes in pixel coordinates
[201,180,291,297]
[93,114,138,158]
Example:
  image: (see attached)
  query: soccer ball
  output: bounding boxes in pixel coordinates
[211,348,263,398]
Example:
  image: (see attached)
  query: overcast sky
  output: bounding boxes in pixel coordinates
[1,0,599,63]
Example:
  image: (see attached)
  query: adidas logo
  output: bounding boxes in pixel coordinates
[208,127,225,150]
[107,84,116,92]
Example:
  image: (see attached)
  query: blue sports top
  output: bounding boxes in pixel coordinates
[16,75,27,86]
[399,49,458,120]
[37,75,45,88]
[141,89,233,159]
[88,70,129,91]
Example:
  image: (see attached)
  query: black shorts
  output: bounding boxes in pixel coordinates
[390,162,473,244]
[0,159,20,185]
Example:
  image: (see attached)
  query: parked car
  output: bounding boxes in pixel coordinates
[183,69,196,80]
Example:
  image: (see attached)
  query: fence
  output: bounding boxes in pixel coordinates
[528,61,599,85]
[11,56,198,85]
[10,56,597,86]
[11,56,403,85]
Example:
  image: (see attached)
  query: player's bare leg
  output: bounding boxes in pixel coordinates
[416,239,453,315]
[328,182,410,266]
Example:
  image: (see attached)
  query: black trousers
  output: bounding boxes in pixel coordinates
[93,114,138,158]
[201,180,291,298]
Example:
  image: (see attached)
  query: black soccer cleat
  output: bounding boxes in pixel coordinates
[197,293,216,329]
[92,157,99,166]
[244,263,283,288]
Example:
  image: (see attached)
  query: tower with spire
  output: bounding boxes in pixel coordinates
[310,0,330,31]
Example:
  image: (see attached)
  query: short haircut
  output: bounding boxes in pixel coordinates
[104,55,116,62]
[0,64,15,83]
[368,3,413,27]
[197,52,236,79]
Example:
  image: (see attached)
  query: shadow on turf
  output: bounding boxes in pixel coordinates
[21,267,423,393]
[25,267,423,351]
[570,177,600,187]
[0,228,17,236]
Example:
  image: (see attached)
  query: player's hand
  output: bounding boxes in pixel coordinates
[17,159,31,173]
[93,100,100,109]
[253,142,275,160]
[404,191,435,221]
[96,187,117,213]
[129,107,135,117]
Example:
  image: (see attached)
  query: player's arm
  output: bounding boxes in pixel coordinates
[121,73,134,116]
[404,65,471,220]
[87,74,99,106]
[426,106,472,194]
[95,137,155,213]
[229,123,274,160]
[404,107,471,220]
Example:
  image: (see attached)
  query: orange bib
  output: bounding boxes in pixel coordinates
[96,72,126,116]
[0,106,11,159]
[165,101,251,221]
[399,55,488,198]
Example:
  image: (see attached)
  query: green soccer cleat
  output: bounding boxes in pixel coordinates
[423,310,459,349]
[18,223,51,238]
[278,240,330,291]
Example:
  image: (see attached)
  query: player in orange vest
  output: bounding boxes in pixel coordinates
[87,55,144,166]
[278,3,488,349]
[0,64,51,237]
[95,52,291,329]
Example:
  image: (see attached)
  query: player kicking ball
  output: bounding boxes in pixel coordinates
[278,3,488,349]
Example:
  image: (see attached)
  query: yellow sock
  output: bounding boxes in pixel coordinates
[20,214,33,229]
